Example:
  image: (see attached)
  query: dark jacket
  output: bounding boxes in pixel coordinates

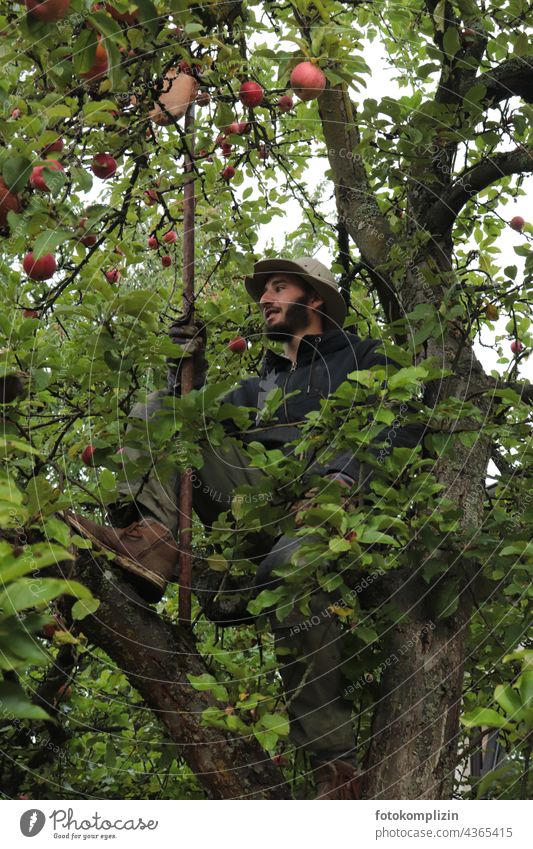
[171,330,424,484]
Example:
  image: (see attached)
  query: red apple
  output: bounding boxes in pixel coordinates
[290,61,326,101]
[258,144,268,161]
[25,0,71,22]
[0,177,22,228]
[221,165,235,181]
[23,251,56,281]
[81,444,95,465]
[147,235,158,249]
[220,141,233,156]
[23,308,39,318]
[227,335,246,353]
[42,137,64,155]
[80,41,109,82]
[29,159,64,192]
[278,94,294,113]
[162,230,177,244]
[511,340,524,354]
[227,121,241,135]
[11,108,21,119]
[92,153,117,179]
[239,80,264,108]
[105,268,120,283]
[81,233,97,247]
[144,188,160,206]
[271,754,288,766]
[42,622,59,639]
[510,215,525,232]
[161,254,172,267]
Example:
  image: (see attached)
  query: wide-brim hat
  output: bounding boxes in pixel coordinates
[244,256,347,328]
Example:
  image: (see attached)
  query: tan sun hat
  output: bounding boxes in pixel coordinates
[244,256,347,328]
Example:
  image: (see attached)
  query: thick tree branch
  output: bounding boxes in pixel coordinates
[476,57,533,107]
[426,148,533,233]
[316,85,401,324]
[69,553,286,799]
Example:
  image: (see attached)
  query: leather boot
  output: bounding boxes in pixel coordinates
[313,759,361,800]
[63,511,178,603]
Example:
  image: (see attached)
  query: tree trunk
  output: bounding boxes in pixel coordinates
[362,575,471,798]
[70,553,286,799]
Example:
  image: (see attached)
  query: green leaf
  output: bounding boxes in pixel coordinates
[494,684,522,719]
[0,578,92,615]
[328,537,351,553]
[460,707,512,729]
[2,156,32,194]
[73,28,97,76]
[258,713,290,736]
[0,681,50,721]
[443,27,461,57]
[519,670,533,711]
[71,597,100,621]
[33,229,71,260]
[207,553,228,572]
[187,673,228,702]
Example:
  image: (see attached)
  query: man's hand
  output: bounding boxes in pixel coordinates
[167,318,208,392]
[292,473,353,528]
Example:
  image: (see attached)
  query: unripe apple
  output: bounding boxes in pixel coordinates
[221,165,235,181]
[278,94,294,113]
[92,153,117,179]
[42,137,64,155]
[484,303,499,321]
[239,80,264,108]
[147,235,158,249]
[290,61,326,101]
[105,268,120,283]
[25,0,71,22]
[80,41,109,82]
[23,251,56,281]
[162,230,177,244]
[30,159,64,192]
[510,215,525,232]
[227,335,246,353]
[81,444,95,465]
[0,177,22,228]
[511,339,524,354]
[161,254,172,267]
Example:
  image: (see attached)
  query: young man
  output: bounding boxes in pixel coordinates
[66,256,423,799]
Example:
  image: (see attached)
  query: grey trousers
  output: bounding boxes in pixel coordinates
[119,390,355,764]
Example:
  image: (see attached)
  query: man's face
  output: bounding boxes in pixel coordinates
[259,274,323,340]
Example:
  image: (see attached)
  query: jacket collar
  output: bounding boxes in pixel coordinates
[262,329,359,371]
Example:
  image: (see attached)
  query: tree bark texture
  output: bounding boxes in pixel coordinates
[72,553,286,800]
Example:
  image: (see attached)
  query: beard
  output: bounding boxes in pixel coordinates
[264,295,317,341]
